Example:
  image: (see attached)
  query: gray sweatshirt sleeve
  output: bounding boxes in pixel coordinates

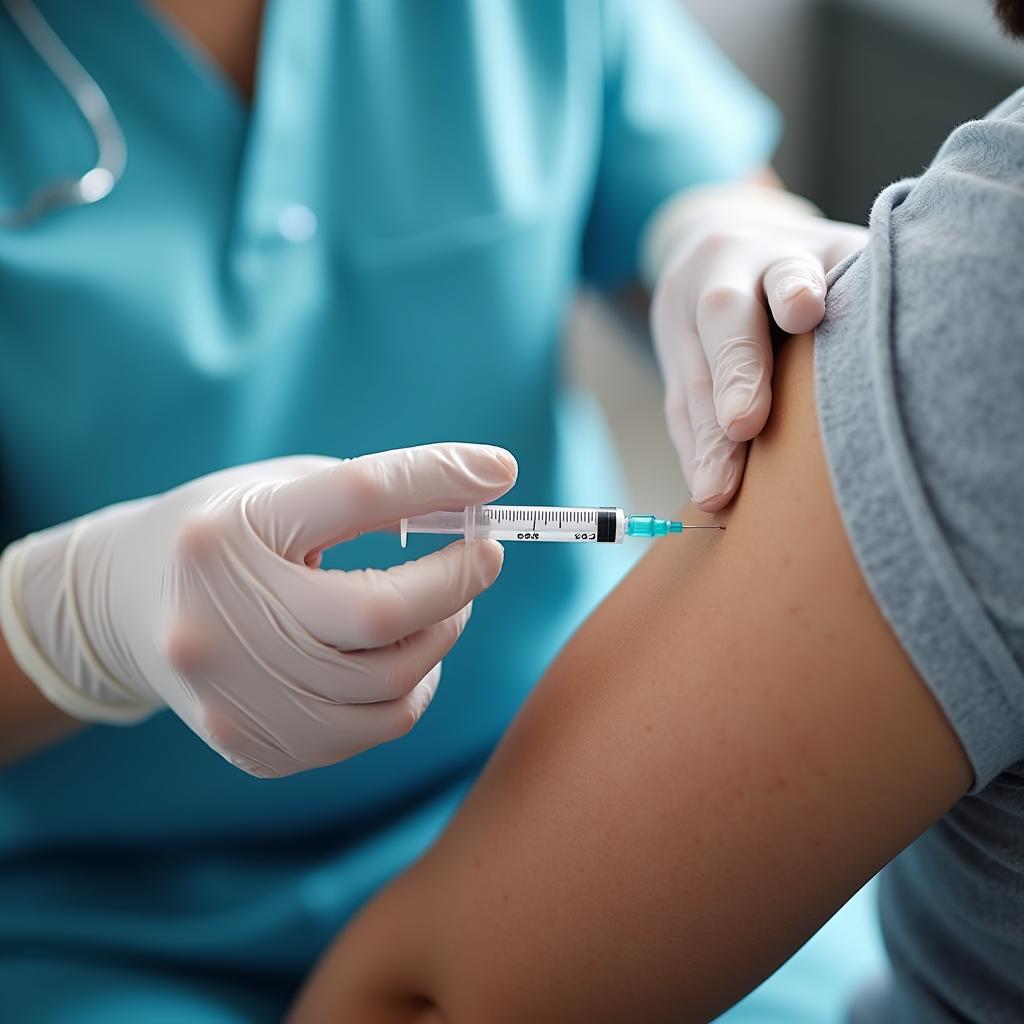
[813,89,1024,791]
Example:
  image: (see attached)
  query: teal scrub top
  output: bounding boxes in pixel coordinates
[0,1,780,1019]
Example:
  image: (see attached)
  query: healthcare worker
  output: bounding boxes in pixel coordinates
[0,1,866,1020]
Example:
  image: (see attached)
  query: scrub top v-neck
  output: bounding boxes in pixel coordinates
[0,1,777,1019]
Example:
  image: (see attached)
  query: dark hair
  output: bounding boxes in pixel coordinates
[993,0,1024,39]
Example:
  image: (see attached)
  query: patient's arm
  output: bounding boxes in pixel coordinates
[289,334,971,1024]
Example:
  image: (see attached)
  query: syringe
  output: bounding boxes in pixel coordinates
[398,505,725,547]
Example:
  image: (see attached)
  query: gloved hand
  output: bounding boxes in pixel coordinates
[645,183,868,511]
[0,444,517,777]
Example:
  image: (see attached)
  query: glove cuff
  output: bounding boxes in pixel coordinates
[640,182,823,290]
[0,528,158,725]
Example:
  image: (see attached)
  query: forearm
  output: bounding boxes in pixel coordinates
[0,618,81,766]
[0,529,92,766]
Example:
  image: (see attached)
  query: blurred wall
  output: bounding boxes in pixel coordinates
[685,0,1024,221]
[682,0,818,191]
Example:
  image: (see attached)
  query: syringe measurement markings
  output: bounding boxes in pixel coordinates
[481,506,610,532]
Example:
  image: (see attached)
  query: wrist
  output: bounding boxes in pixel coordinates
[640,182,823,289]
[0,513,160,724]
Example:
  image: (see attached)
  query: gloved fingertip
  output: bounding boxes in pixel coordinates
[692,490,735,514]
[723,404,770,443]
[719,388,753,429]
[410,665,442,719]
[777,291,827,335]
[488,539,505,575]
[497,450,518,479]
[719,390,770,443]
[689,464,719,507]
[468,538,505,582]
[426,660,443,690]
[452,444,517,492]
[690,460,740,512]
[483,446,518,480]
[774,274,824,304]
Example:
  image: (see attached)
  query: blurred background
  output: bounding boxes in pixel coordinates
[572,0,1024,515]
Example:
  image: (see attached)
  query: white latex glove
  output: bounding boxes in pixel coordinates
[0,444,517,777]
[645,183,868,511]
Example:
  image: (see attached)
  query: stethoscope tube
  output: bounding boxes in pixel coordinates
[0,0,126,228]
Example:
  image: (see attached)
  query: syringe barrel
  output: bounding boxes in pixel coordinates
[400,505,625,547]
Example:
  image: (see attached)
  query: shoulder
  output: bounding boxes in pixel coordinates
[830,91,1024,410]
[893,94,1024,281]
[828,90,1024,322]
[814,91,1024,788]
[883,96,1024,417]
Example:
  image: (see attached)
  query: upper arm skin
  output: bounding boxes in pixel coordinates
[289,334,971,1024]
